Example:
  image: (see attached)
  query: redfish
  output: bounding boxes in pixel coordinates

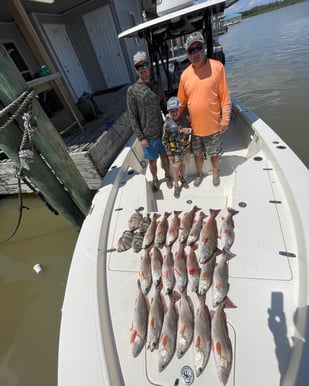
[187,211,207,246]
[166,210,182,247]
[220,207,239,251]
[179,205,201,243]
[174,242,188,293]
[142,212,160,249]
[130,279,148,357]
[158,293,177,372]
[151,246,163,287]
[176,290,194,359]
[186,244,200,293]
[198,248,221,296]
[154,211,171,248]
[212,250,236,307]
[211,298,236,385]
[147,282,164,352]
[139,248,152,295]
[194,294,211,377]
[199,209,220,263]
[162,246,175,295]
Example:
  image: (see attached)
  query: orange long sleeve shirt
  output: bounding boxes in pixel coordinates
[177,58,231,137]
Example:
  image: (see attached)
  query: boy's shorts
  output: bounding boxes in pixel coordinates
[191,132,222,156]
[171,153,190,167]
[143,138,167,160]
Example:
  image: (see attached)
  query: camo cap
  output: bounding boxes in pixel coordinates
[133,51,149,65]
[185,31,205,50]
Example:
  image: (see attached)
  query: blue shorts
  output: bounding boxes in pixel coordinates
[143,138,167,160]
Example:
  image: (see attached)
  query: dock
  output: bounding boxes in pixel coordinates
[0,85,132,195]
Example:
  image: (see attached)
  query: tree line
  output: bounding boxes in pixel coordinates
[241,0,306,18]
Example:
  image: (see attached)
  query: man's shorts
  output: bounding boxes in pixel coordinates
[142,138,167,160]
[191,132,222,156]
[171,153,190,168]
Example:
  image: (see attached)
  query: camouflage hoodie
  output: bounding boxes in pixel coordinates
[127,78,166,141]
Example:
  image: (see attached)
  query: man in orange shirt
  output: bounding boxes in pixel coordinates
[177,31,231,187]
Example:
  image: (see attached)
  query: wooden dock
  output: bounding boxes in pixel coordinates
[0,85,132,195]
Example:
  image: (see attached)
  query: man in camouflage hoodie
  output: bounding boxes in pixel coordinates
[127,51,172,191]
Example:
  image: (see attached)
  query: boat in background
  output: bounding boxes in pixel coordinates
[58,1,309,385]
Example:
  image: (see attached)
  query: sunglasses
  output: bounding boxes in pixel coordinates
[135,62,149,71]
[188,43,204,55]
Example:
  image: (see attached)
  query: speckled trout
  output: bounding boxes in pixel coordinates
[194,294,211,377]
[130,279,148,357]
[199,209,220,263]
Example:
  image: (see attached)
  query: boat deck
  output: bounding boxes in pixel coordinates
[104,127,298,385]
[58,96,309,386]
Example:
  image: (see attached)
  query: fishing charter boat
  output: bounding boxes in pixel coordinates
[58,1,309,385]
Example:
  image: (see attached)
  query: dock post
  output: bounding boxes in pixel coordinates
[0,46,93,225]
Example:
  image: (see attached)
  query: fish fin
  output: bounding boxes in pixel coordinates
[223,296,237,308]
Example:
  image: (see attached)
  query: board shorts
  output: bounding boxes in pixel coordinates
[170,153,190,168]
[142,138,167,160]
[191,132,222,156]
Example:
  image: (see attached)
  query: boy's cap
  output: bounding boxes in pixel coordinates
[133,51,148,64]
[185,31,205,50]
[167,96,181,110]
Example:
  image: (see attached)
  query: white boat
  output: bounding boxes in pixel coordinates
[58,1,309,385]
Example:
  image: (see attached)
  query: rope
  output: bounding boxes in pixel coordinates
[0,173,28,244]
[0,88,36,131]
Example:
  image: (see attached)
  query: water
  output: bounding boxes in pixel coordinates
[0,3,308,386]
[220,1,309,168]
[0,195,78,386]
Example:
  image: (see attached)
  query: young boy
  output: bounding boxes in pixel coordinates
[162,96,192,198]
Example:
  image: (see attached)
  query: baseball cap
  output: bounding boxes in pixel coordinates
[167,96,181,111]
[133,51,148,65]
[185,31,205,50]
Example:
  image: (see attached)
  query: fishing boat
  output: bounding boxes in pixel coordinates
[58,1,309,385]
